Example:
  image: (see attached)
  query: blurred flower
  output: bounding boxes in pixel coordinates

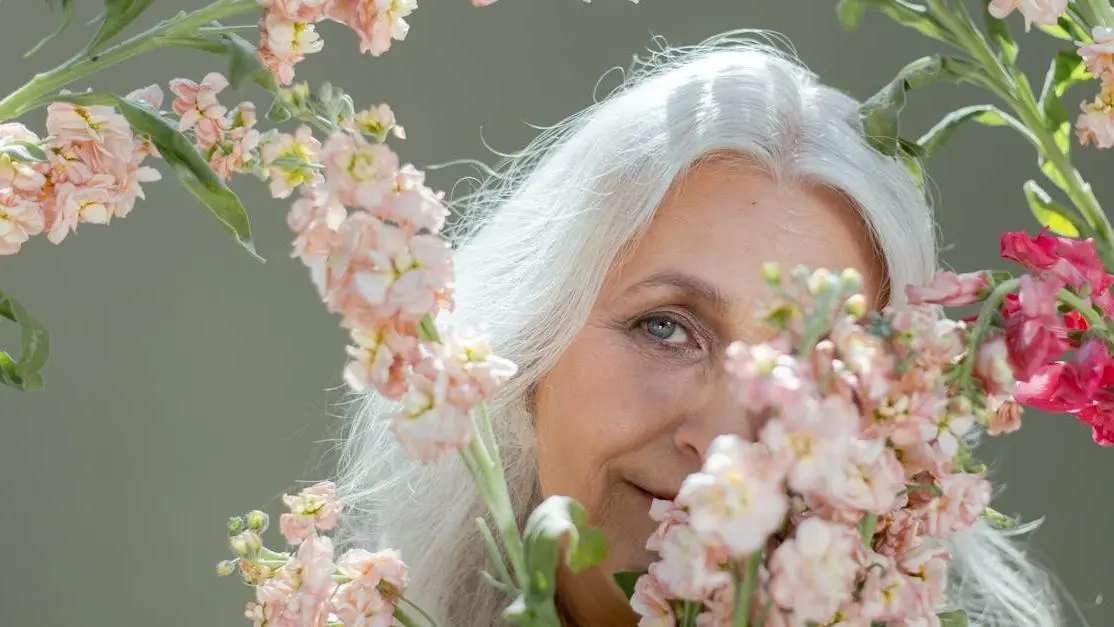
[905,271,989,307]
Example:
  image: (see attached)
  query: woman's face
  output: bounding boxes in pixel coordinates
[533,159,884,624]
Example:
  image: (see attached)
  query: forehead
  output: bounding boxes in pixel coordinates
[608,160,884,309]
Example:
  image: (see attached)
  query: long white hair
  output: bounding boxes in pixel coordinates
[332,32,1063,626]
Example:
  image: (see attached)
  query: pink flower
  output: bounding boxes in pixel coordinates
[974,333,1015,396]
[383,164,448,235]
[1078,402,1114,446]
[348,218,454,322]
[676,435,788,557]
[333,548,408,627]
[823,438,905,516]
[631,573,675,626]
[325,0,418,57]
[256,12,325,87]
[919,473,990,539]
[1002,229,1109,291]
[321,132,400,209]
[288,182,347,255]
[342,103,406,141]
[1013,338,1114,412]
[45,103,133,159]
[858,553,921,622]
[342,321,420,398]
[1003,275,1069,381]
[646,498,689,552]
[905,271,989,307]
[246,574,296,627]
[263,125,323,198]
[0,188,45,255]
[283,534,336,625]
[261,0,330,22]
[987,0,1068,31]
[124,84,164,110]
[767,517,861,623]
[422,325,518,412]
[830,316,894,403]
[987,398,1023,436]
[169,72,229,141]
[0,123,48,192]
[1079,27,1114,83]
[760,396,858,495]
[46,181,113,244]
[875,510,922,557]
[897,544,950,614]
[649,524,731,602]
[724,342,812,412]
[1076,100,1114,149]
[279,481,341,544]
[388,365,473,463]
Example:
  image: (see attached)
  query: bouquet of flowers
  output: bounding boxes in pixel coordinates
[2,1,1112,626]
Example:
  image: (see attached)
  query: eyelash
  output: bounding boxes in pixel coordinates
[632,310,706,353]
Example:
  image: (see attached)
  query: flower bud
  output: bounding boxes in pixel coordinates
[762,262,782,286]
[245,510,270,533]
[807,268,836,295]
[840,267,862,293]
[216,559,238,577]
[227,516,246,535]
[230,530,263,558]
[843,293,867,319]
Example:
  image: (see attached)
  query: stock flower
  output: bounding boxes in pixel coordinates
[260,0,330,22]
[428,324,518,410]
[1076,91,1114,149]
[760,396,858,495]
[630,573,675,626]
[905,271,989,307]
[1078,27,1114,83]
[1078,402,1114,446]
[342,321,421,398]
[389,365,472,463]
[677,435,788,557]
[767,517,861,623]
[333,548,408,626]
[919,473,990,539]
[288,182,346,257]
[0,123,48,192]
[283,534,337,625]
[974,333,1015,396]
[279,481,341,544]
[987,0,1068,31]
[823,437,905,516]
[650,523,731,601]
[987,397,1024,436]
[646,498,689,552]
[348,217,454,321]
[257,12,325,86]
[245,574,295,627]
[723,341,810,412]
[1003,275,1070,381]
[0,189,45,255]
[343,103,406,141]
[263,125,323,198]
[386,164,449,234]
[46,103,132,159]
[326,0,418,57]
[858,553,920,622]
[897,544,950,615]
[169,72,229,143]
[46,181,113,244]
[321,132,400,209]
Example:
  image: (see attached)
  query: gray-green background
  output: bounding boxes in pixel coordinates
[1,1,1110,625]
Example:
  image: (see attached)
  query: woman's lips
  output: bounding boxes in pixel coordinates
[630,481,677,503]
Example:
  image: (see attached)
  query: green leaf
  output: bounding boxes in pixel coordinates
[503,496,608,625]
[1023,179,1082,237]
[983,1,1019,66]
[1040,155,1069,190]
[938,610,969,626]
[0,140,48,163]
[1037,15,1090,41]
[861,55,990,157]
[982,507,1020,530]
[917,104,1038,157]
[1039,50,1091,156]
[0,288,51,391]
[612,571,643,601]
[835,0,955,44]
[86,0,156,54]
[26,0,74,58]
[53,93,261,260]
[161,32,275,92]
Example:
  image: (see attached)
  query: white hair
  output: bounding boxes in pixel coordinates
[332,32,1063,626]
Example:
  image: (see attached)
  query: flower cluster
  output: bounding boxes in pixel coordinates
[220,481,414,627]
[631,266,1005,626]
[0,90,163,255]
[257,0,418,85]
[157,66,517,462]
[908,229,1114,446]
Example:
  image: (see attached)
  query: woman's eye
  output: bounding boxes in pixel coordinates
[641,315,691,346]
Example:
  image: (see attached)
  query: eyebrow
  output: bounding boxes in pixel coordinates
[621,271,731,316]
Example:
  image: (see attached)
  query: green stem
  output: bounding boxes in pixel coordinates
[930,3,1114,261]
[733,553,762,627]
[0,0,258,122]
[392,606,421,627]
[399,594,440,627]
[1079,0,1114,28]
[1057,288,1114,348]
[859,513,878,546]
[957,278,1021,386]
[475,516,514,591]
[197,24,260,34]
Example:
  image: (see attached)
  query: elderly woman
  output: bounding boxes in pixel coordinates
[332,33,1061,626]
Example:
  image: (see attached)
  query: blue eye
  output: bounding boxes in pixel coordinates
[642,315,690,345]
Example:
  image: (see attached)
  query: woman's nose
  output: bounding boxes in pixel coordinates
[672,381,764,461]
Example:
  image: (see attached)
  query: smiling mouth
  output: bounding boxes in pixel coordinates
[631,481,677,503]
